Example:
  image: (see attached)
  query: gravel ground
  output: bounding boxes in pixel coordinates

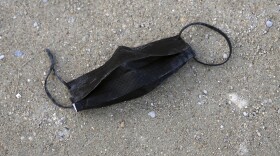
[0,0,279,155]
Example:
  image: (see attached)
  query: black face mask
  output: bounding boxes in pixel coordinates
[44,22,232,112]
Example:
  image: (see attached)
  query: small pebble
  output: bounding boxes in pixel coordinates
[28,136,33,141]
[0,54,4,60]
[266,20,273,28]
[42,0,48,3]
[243,112,249,117]
[203,90,208,95]
[148,111,156,118]
[57,127,70,140]
[27,79,31,82]
[16,93,21,98]
[68,17,75,24]
[14,50,24,57]
[220,125,224,129]
[120,121,125,128]
[223,53,228,59]
[33,22,38,27]
[256,130,261,137]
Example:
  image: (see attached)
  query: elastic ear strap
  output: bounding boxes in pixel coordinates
[179,22,232,66]
[44,49,73,109]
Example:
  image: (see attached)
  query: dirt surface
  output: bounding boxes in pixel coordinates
[0,0,279,155]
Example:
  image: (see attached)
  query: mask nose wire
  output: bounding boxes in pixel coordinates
[44,49,73,109]
[178,22,232,66]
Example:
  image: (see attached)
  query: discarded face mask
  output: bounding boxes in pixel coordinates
[44,22,232,112]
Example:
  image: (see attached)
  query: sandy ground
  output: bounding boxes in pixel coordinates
[0,0,279,155]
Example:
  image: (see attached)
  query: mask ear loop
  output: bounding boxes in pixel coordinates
[44,49,73,108]
[178,22,232,66]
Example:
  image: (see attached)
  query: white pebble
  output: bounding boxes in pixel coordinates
[0,54,4,60]
[27,79,31,82]
[228,93,248,109]
[148,111,156,118]
[256,130,261,137]
[266,20,273,28]
[220,125,224,129]
[223,53,228,59]
[28,136,33,141]
[16,93,21,98]
[203,90,208,95]
[243,112,249,117]
[33,22,38,27]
